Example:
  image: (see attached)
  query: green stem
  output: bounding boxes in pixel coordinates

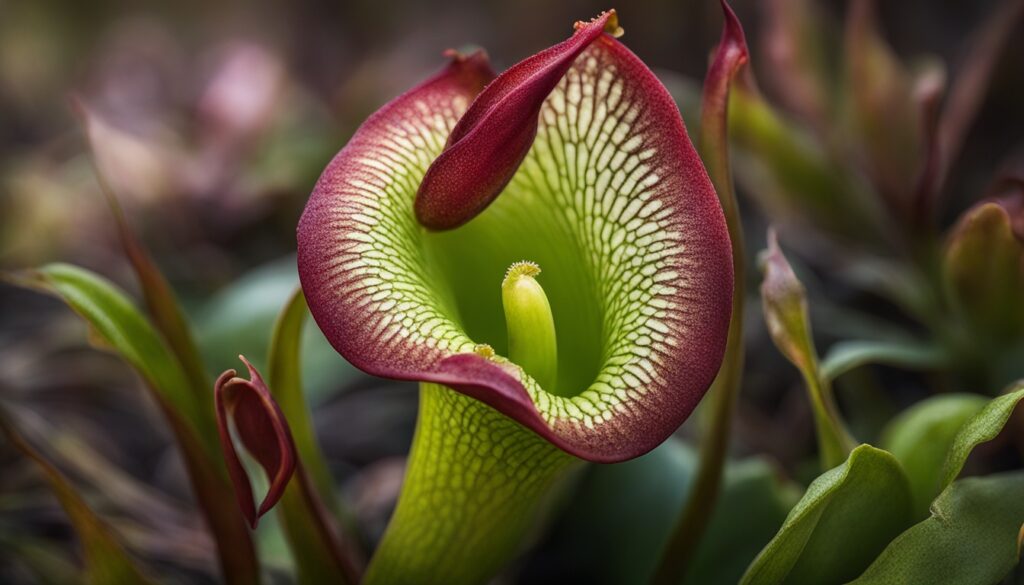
[364,383,574,584]
[807,372,857,470]
[268,289,363,583]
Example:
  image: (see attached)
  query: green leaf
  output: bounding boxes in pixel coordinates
[850,472,1024,585]
[741,444,913,585]
[821,339,947,382]
[8,263,261,585]
[881,393,988,517]
[13,264,207,441]
[0,409,157,585]
[940,382,1024,490]
[267,288,361,584]
[545,437,697,584]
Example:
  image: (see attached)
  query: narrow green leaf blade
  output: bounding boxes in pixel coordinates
[940,382,1024,490]
[821,339,947,382]
[268,288,362,584]
[741,444,913,585]
[0,410,157,585]
[269,289,341,509]
[881,393,988,517]
[15,263,206,440]
[7,263,261,585]
[850,472,1024,585]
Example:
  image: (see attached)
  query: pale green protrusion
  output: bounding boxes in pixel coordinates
[502,261,558,392]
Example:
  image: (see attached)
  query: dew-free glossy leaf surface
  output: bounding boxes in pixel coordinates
[15,264,206,443]
[880,393,987,517]
[850,472,1024,585]
[940,382,1024,490]
[741,445,912,585]
[820,339,946,382]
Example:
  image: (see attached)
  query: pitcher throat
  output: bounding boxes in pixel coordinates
[365,382,576,585]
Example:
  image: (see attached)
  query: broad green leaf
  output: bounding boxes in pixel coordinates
[881,393,987,517]
[0,410,157,585]
[268,288,361,584]
[544,437,696,584]
[940,382,1024,490]
[760,230,855,469]
[8,263,261,585]
[850,472,1024,585]
[741,445,912,585]
[538,438,798,585]
[821,339,947,382]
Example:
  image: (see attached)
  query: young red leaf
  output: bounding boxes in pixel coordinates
[414,11,622,230]
[215,356,298,529]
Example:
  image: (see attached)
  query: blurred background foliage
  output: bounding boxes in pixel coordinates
[1,0,1023,583]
